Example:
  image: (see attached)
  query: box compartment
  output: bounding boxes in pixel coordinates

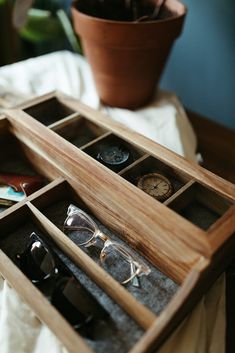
[51,114,107,149]
[83,133,145,173]
[168,182,232,230]
[24,97,74,126]
[120,155,191,202]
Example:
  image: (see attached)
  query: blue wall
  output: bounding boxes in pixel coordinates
[160,0,235,130]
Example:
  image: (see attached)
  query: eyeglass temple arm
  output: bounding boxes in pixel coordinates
[122,264,141,287]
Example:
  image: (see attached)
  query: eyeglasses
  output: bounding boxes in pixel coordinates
[16,232,108,338]
[63,205,151,287]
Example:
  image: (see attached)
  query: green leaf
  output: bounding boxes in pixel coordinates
[19,8,64,42]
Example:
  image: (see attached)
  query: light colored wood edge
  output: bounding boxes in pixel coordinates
[57,92,235,201]
[208,203,235,252]
[128,257,209,353]
[164,180,195,206]
[48,111,81,130]
[28,177,65,202]
[118,154,150,176]
[27,201,157,330]
[129,224,235,353]
[7,113,207,282]
[12,91,57,110]
[80,131,111,150]
[0,250,94,353]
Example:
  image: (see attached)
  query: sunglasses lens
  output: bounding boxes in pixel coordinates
[20,241,55,282]
[51,278,108,335]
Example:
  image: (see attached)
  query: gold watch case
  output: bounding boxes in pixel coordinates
[137,173,173,202]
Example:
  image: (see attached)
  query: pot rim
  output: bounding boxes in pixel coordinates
[72,0,187,26]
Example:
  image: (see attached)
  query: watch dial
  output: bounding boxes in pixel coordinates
[138,173,173,201]
[98,145,130,165]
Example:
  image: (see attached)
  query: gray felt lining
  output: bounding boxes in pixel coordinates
[0,198,178,353]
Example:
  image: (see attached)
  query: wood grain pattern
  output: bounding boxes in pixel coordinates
[57,93,235,200]
[0,91,234,353]
[6,107,210,283]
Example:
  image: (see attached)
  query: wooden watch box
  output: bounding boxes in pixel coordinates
[0,91,235,353]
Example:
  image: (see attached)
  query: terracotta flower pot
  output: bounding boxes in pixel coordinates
[72,0,187,109]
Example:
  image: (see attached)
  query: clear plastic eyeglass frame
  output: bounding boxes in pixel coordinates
[63,204,151,287]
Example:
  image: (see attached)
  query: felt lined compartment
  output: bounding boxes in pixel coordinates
[0,201,147,353]
[168,182,232,231]
[120,155,190,201]
[82,133,145,173]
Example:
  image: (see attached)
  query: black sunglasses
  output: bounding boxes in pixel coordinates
[16,232,108,338]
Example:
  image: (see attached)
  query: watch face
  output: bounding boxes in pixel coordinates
[137,173,173,201]
[97,145,130,166]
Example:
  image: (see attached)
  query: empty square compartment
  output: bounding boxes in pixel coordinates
[168,182,233,230]
[24,97,74,126]
[83,134,144,173]
[121,156,190,202]
[51,115,107,149]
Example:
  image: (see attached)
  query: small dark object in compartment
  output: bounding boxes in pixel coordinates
[0,173,44,196]
[97,144,131,172]
[137,173,173,202]
[17,232,109,338]
[0,173,44,207]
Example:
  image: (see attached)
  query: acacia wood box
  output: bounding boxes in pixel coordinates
[0,91,235,353]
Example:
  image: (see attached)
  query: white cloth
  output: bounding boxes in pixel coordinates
[0,51,225,353]
[0,50,197,162]
[0,276,67,353]
[158,274,226,353]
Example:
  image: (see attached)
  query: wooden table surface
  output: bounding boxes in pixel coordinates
[187,109,235,353]
[187,110,235,184]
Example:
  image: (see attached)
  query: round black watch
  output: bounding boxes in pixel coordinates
[97,144,130,171]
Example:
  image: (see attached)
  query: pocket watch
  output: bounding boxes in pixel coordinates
[137,173,173,202]
[97,144,130,171]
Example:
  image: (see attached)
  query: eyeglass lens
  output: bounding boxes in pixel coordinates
[64,209,96,245]
[100,242,135,284]
[64,205,150,286]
